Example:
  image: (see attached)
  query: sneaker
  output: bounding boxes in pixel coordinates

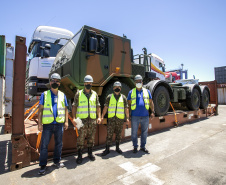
[54,162,65,168]
[140,147,149,153]
[38,165,46,175]
[133,148,138,153]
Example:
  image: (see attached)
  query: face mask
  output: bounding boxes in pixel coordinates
[51,83,59,89]
[85,84,92,90]
[136,83,142,88]
[114,88,121,92]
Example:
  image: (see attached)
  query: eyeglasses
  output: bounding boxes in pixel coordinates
[51,80,60,83]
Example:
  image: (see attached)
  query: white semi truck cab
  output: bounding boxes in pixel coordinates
[26,26,73,96]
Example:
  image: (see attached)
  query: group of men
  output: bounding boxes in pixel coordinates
[38,73,155,175]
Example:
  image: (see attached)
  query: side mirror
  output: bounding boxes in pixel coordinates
[89,37,97,53]
[43,44,51,58]
[54,39,60,45]
[99,38,105,48]
[45,43,51,49]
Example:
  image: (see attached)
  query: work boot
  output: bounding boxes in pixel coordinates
[76,149,83,164]
[116,142,122,154]
[88,147,96,161]
[102,145,110,156]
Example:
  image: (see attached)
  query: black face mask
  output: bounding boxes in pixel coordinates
[85,84,92,90]
[114,88,121,92]
[51,83,59,89]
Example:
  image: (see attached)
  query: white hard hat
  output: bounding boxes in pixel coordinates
[50,73,61,80]
[84,75,93,82]
[134,74,142,81]
[113,81,122,87]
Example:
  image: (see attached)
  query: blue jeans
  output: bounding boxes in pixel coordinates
[131,116,149,148]
[39,124,64,166]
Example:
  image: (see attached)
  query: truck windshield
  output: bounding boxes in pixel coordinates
[55,29,82,63]
[28,41,63,60]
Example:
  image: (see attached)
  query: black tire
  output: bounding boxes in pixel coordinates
[153,86,170,116]
[186,88,200,110]
[99,82,131,110]
[200,88,209,109]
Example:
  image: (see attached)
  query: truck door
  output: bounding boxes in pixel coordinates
[80,31,109,85]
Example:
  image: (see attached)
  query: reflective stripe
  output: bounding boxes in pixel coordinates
[131,103,136,106]
[77,111,89,114]
[90,105,96,108]
[143,97,149,99]
[43,108,51,111]
[58,114,65,117]
[58,108,65,110]
[43,114,53,118]
[90,111,96,113]
[117,107,124,109]
[108,111,116,114]
[77,105,88,108]
[131,98,136,101]
[109,106,116,109]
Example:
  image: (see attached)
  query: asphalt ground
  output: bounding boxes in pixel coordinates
[0,105,225,185]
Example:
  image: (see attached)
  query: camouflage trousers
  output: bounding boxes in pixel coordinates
[106,117,124,145]
[77,118,97,150]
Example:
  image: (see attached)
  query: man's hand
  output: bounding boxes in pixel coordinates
[72,118,77,127]
[38,124,43,132]
[150,113,155,119]
[97,118,102,124]
[126,118,129,123]
[64,121,68,130]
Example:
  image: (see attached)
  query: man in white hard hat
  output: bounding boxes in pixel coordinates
[38,73,68,175]
[72,75,101,164]
[127,74,155,154]
[101,81,129,156]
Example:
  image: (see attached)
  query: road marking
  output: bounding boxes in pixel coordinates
[117,162,164,185]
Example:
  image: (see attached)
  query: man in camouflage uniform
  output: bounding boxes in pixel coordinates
[101,81,129,156]
[72,75,101,164]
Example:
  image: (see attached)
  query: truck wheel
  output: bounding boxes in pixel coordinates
[186,88,200,110]
[153,86,170,116]
[200,88,209,109]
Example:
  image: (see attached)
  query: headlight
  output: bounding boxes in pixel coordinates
[29,82,36,86]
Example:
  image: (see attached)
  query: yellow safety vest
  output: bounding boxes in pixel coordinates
[42,90,66,124]
[108,94,125,119]
[131,88,149,110]
[77,90,97,119]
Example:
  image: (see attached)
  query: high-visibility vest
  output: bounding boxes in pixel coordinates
[108,94,125,119]
[131,88,149,110]
[42,90,66,124]
[77,90,97,119]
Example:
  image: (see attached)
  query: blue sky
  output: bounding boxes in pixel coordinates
[1,0,225,82]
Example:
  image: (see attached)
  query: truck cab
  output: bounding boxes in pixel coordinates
[26,26,73,96]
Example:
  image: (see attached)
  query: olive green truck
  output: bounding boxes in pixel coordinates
[50,25,210,116]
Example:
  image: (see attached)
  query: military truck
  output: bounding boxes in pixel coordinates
[49,25,210,116]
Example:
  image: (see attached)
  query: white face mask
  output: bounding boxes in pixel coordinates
[136,83,142,88]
